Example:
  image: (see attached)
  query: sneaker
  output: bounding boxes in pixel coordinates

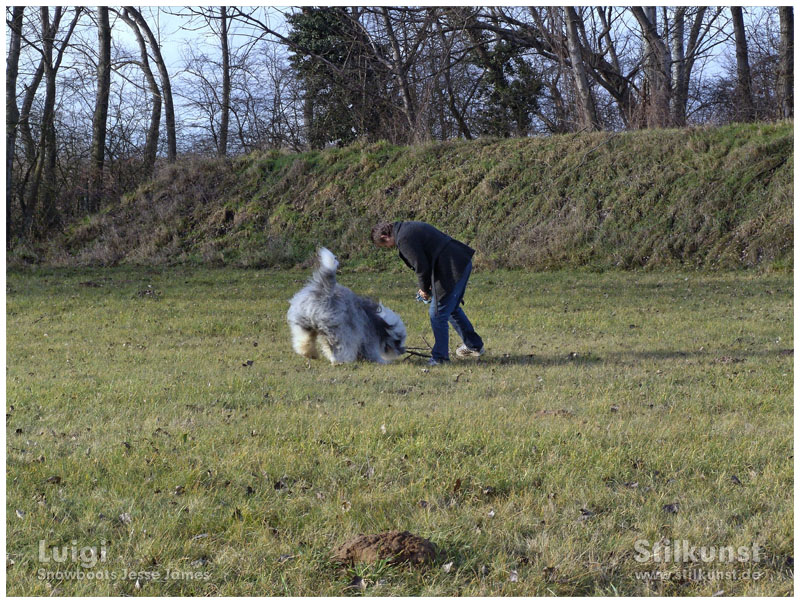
[427,357,449,366]
[456,344,485,358]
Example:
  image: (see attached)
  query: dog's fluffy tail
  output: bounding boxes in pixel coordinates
[311,247,339,295]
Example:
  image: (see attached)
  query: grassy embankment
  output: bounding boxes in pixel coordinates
[6,266,793,595]
[31,120,793,271]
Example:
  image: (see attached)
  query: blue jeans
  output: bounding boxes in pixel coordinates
[429,262,483,361]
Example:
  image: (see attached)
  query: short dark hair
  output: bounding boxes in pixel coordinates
[371,221,394,245]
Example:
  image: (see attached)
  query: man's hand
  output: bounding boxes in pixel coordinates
[417,289,430,301]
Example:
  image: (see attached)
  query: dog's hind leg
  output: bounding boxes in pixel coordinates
[290,323,318,358]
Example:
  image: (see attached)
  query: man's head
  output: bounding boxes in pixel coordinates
[371,221,396,248]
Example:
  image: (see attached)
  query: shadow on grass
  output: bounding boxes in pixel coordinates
[410,347,792,367]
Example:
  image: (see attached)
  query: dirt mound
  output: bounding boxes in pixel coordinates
[332,530,436,566]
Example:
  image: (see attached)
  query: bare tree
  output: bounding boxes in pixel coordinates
[434,14,472,139]
[730,7,755,121]
[24,7,82,233]
[669,7,687,125]
[219,6,230,155]
[629,7,726,127]
[6,6,24,239]
[779,7,793,118]
[564,6,599,130]
[675,8,726,126]
[378,7,434,135]
[124,7,177,161]
[89,6,111,212]
[465,8,637,129]
[18,57,45,173]
[632,7,671,127]
[116,8,161,176]
[177,7,234,155]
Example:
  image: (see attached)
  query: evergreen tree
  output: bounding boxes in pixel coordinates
[287,8,386,148]
[468,37,542,137]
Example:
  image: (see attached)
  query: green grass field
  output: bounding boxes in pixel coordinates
[6,265,793,595]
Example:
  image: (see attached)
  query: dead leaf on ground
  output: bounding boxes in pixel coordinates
[715,356,744,364]
[663,502,680,514]
[534,409,573,417]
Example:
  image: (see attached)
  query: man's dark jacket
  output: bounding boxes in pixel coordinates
[392,221,475,304]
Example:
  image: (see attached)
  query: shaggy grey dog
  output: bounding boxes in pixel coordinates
[287,248,407,364]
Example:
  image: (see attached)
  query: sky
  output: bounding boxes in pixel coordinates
[111,6,290,73]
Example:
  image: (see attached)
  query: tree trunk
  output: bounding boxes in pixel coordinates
[595,7,637,128]
[675,7,709,128]
[303,92,315,149]
[18,59,44,167]
[125,7,177,161]
[731,7,755,122]
[25,8,58,233]
[218,6,230,156]
[24,7,80,233]
[779,7,793,119]
[89,6,112,213]
[40,7,61,230]
[564,7,599,131]
[670,7,687,126]
[6,6,24,241]
[632,7,671,128]
[118,8,161,176]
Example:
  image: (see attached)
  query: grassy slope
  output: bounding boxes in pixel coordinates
[52,121,793,270]
[6,266,793,595]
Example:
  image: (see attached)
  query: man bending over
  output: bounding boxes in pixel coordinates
[372,220,484,366]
